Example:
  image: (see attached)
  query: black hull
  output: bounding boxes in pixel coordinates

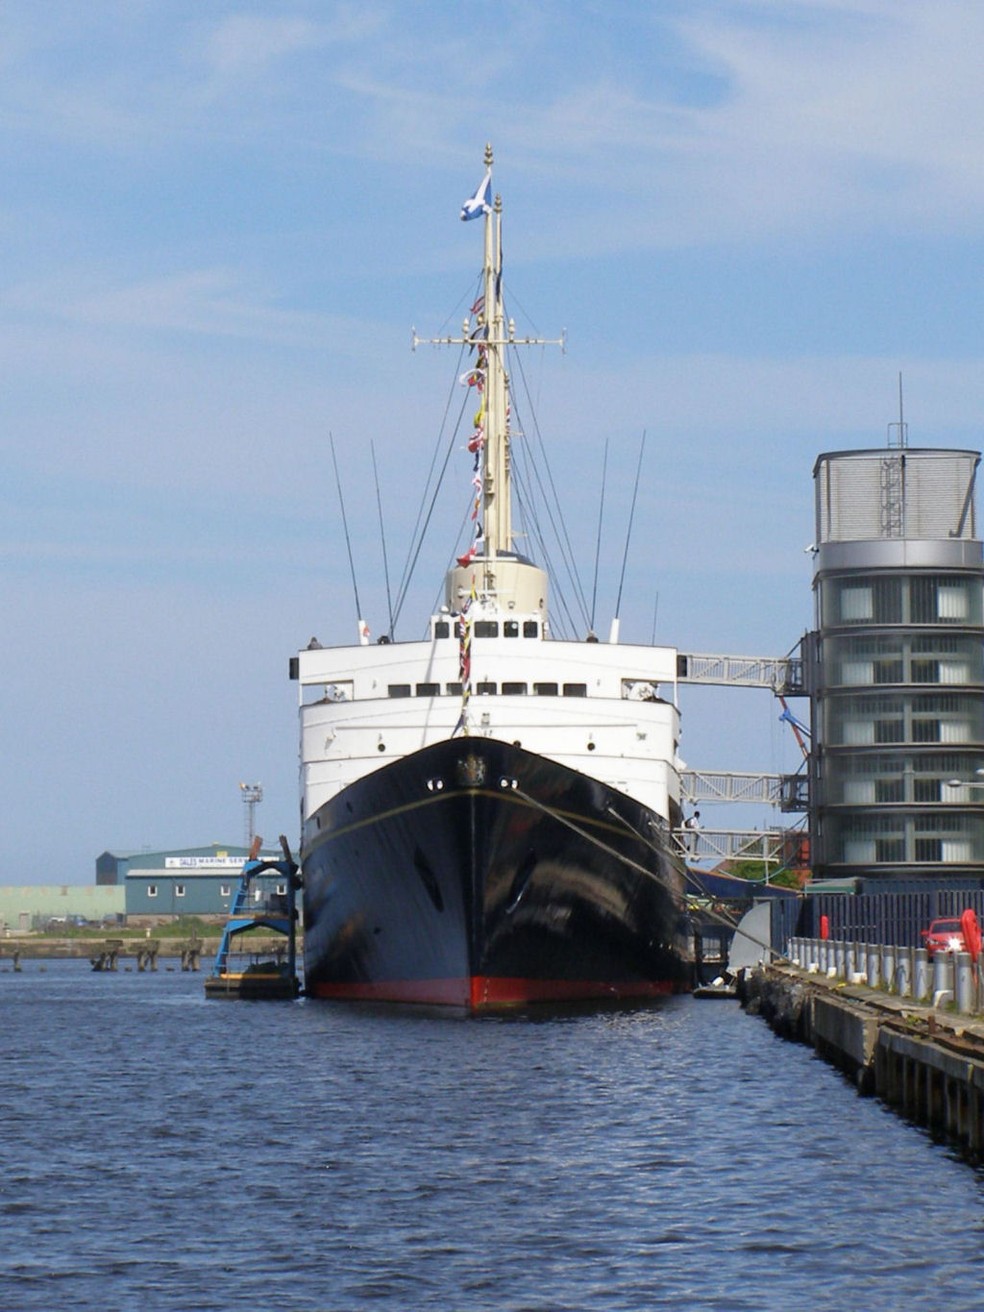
[302,738,693,1009]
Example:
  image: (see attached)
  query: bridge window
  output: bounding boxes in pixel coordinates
[504,620,519,637]
[523,621,539,637]
[446,682,463,695]
[434,620,451,639]
[475,621,499,638]
[416,683,440,697]
[388,684,412,698]
[563,683,587,697]
[477,682,497,695]
[502,682,527,695]
[534,682,558,696]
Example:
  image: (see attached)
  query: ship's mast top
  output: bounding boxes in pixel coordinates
[414,148,563,617]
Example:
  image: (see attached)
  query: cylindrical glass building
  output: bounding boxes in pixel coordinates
[808,447,984,879]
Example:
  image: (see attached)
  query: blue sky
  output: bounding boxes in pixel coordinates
[4,1,984,882]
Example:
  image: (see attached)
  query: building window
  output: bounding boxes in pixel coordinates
[175,884,186,897]
[840,586,873,622]
[276,883,287,896]
[147,885,158,898]
[220,884,231,897]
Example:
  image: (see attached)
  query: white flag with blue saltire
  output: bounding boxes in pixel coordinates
[460,169,491,221]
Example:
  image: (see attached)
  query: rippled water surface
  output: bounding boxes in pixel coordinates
[2,960,983,1310]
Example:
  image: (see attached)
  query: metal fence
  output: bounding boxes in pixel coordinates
[771,884,984,954]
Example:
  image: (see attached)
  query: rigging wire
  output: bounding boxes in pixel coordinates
[371,439,395,641]
[509,345,591,630]
[615,430,647,621]
[329,431,363,628]
[590,438,609,632]
[392,348,471,629]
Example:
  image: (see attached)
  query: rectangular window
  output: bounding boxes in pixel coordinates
[910,576,938,624]
[840,586,873,622]
[873,577,903,623]
[938,584,969,621]
[523,621,539,637]
[446,682,463,696]
[416,683,440,697]
[434,620,451,639]
[874,659,903,684]
[874,719,904,744]
[876,838,906,862]
[220,884,231,897]
[914,778,942,803]
[915,838,943,862]
[387,684,412,698]
[276,883,287,896]
[501,682,527,695]
[175,884,186,897]
[534,682,558,695]
[476,681,497,695]
[911,659,939,683]
[563,683,588,697]
[504,620,519,637]
[474,621,499,638]
[912,719,942,743]
[147,884,158,898]
[875,778,904,803]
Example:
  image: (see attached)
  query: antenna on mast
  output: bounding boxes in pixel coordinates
[888,371,908,448]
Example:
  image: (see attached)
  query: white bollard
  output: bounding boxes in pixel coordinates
[866,943,881,990]
[932,951,954,1003]
[882,944,896,994]
[835,940,847,980]
[914,948,930,1001]
[955,952,974,1013]
[896,946,912,998]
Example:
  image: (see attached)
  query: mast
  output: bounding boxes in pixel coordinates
[413,147,563,614]
[481,144,510,564]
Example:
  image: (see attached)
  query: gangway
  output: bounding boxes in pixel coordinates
[673,824,808,871]
[677,652,804,692]
[680,769,807,813]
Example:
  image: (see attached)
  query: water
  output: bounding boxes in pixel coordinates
[2,962,983,1311]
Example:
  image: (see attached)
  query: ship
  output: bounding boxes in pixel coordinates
[292,147,694,1009]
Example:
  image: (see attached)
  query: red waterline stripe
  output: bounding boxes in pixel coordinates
[308,976,678,1008]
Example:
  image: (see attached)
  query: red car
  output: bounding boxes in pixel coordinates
[921,917,966,958]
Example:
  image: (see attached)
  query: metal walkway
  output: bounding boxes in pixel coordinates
[673,825,807,869]
[677,651,803,692]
